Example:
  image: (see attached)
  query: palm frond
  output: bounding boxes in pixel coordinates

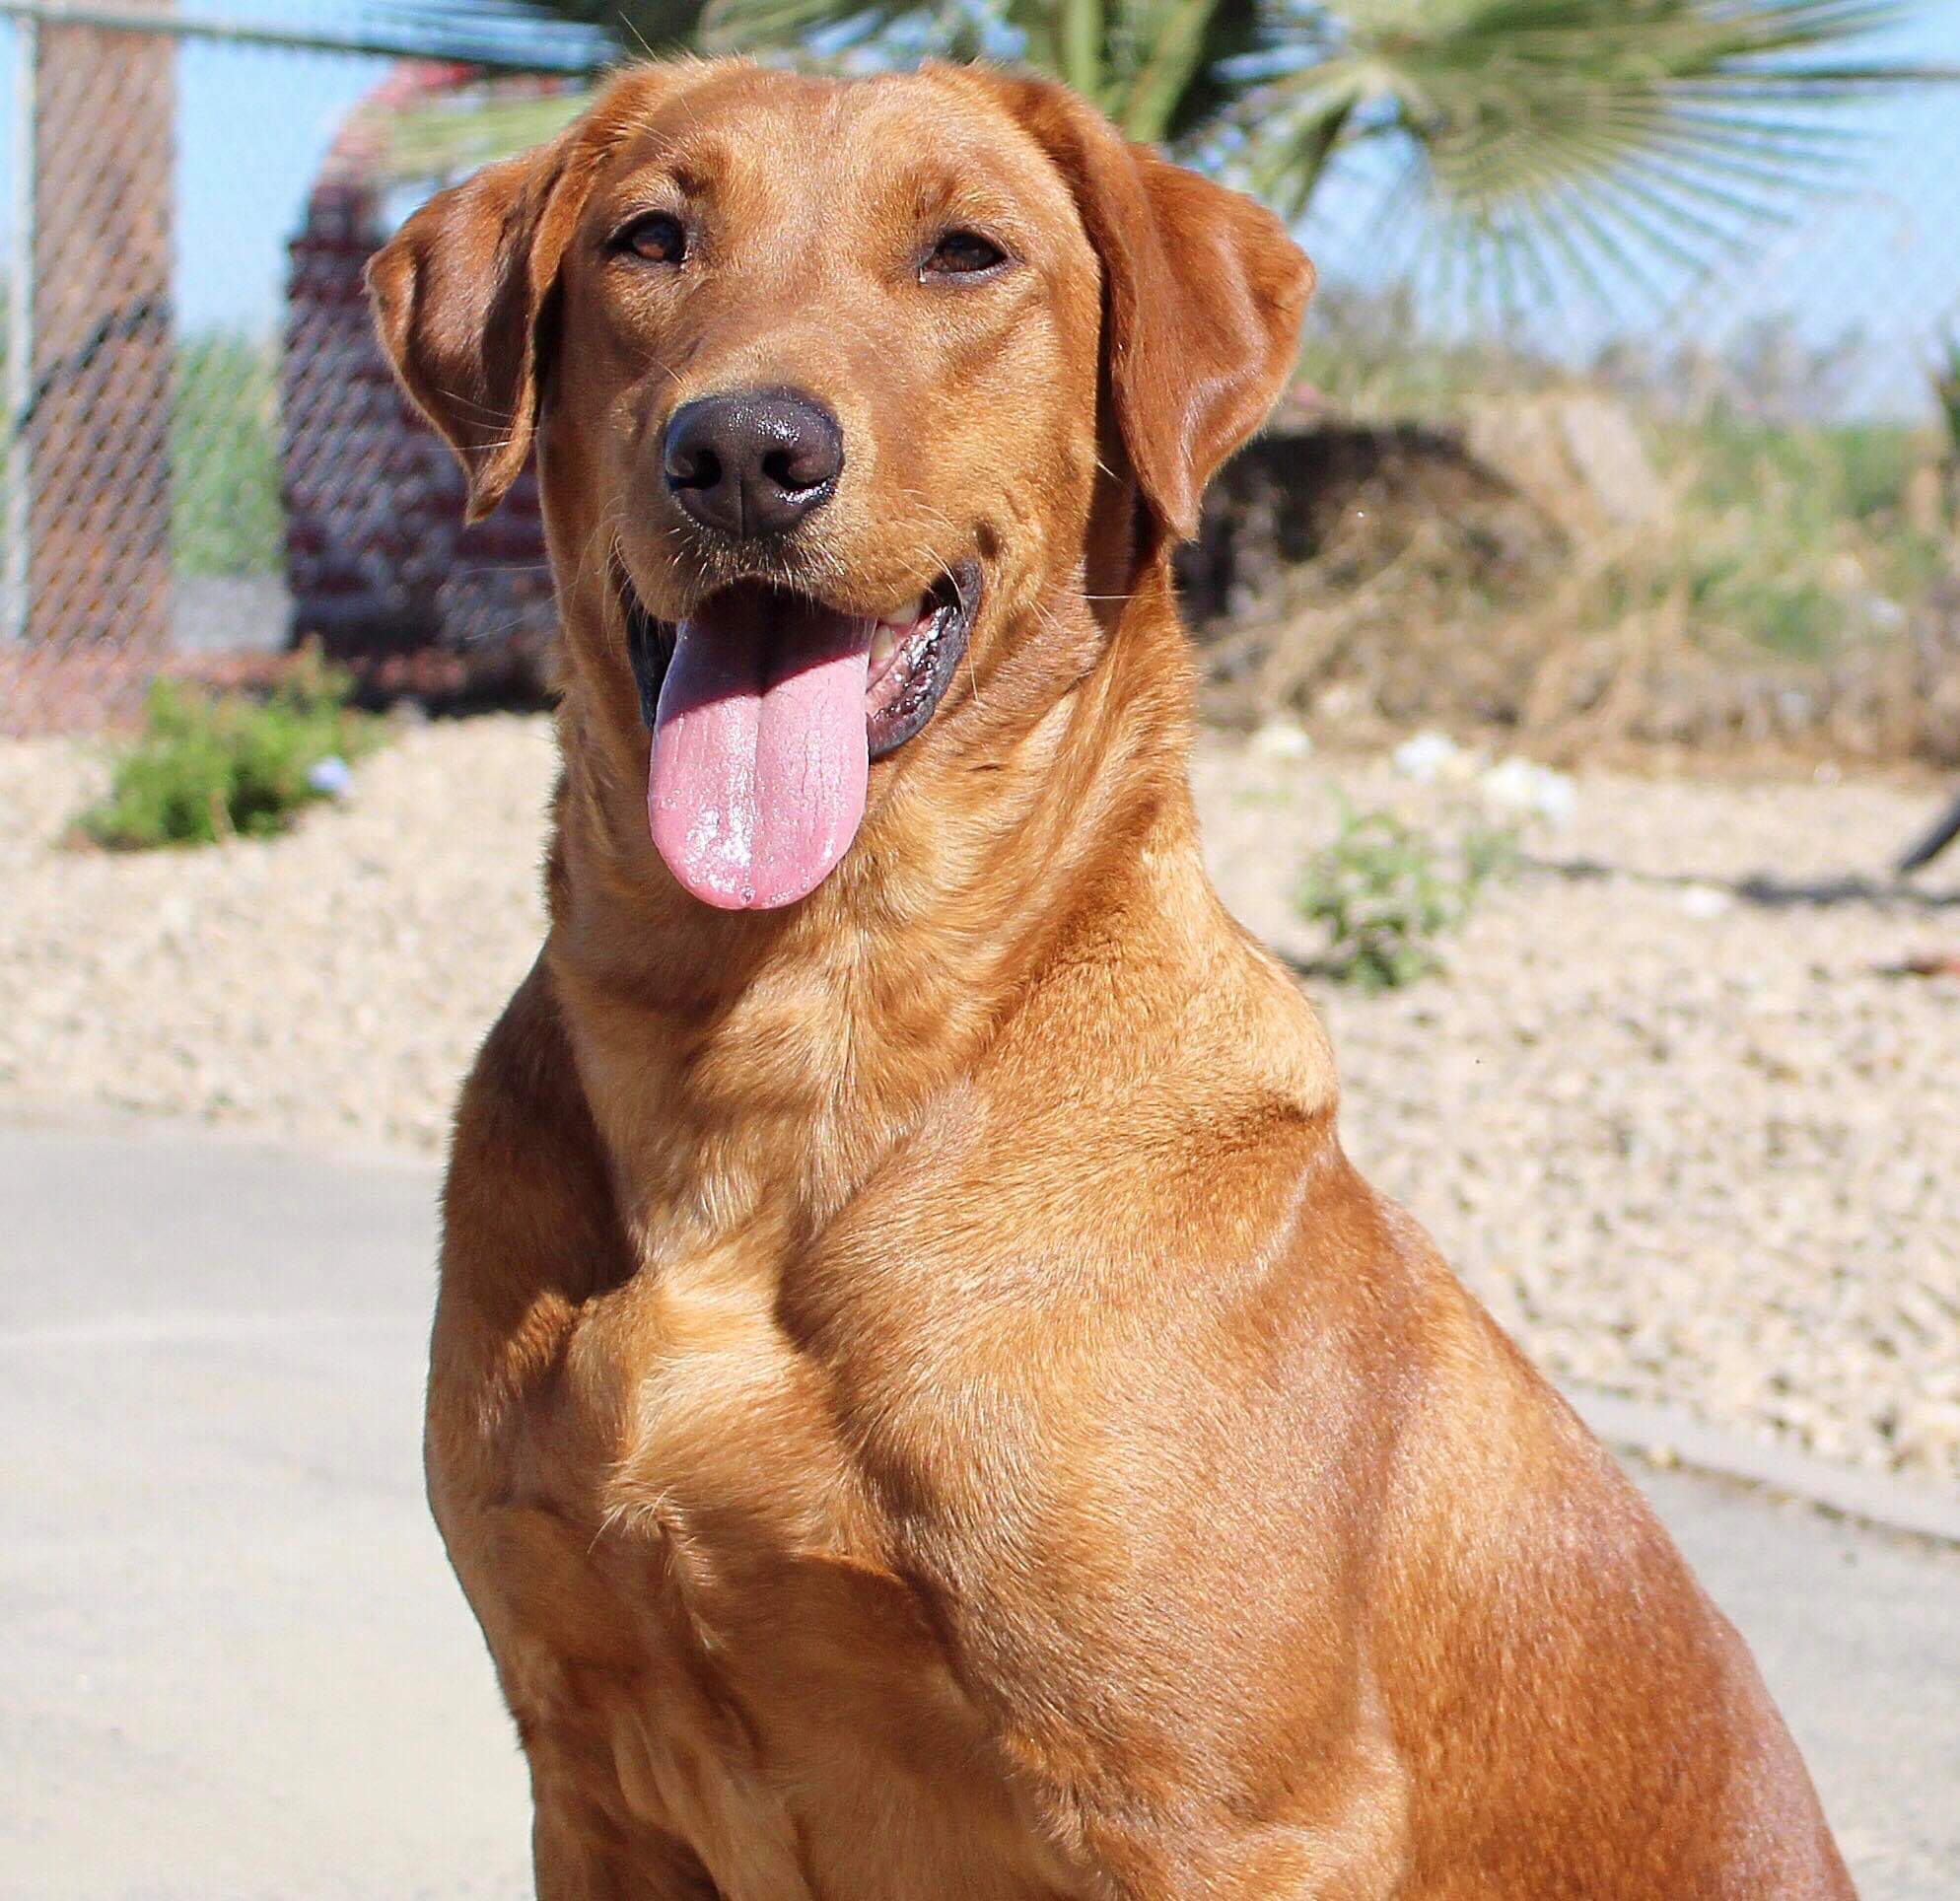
[1233,0,1934,316]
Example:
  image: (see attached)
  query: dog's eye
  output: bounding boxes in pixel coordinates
[923,230,1008,279]
[615,212,687,265]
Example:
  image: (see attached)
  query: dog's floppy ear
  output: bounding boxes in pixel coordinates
[978,71,1315,541]
[367,72,669,522]
[367,137,586,522]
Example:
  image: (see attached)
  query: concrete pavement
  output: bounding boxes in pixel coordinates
[2,1108,1955,1899]
[1,1112,528,1900]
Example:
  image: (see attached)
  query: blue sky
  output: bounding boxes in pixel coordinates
[4,2,1959,416]
[175,35,391,328]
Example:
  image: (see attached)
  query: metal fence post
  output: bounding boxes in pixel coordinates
[4,14,35,647]
[25,6,175,676]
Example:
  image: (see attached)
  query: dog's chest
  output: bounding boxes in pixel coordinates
[456,1254,1068,1900]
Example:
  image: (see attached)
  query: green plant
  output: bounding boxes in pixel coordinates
[1295,803,1514,990]
[78,655,383,850]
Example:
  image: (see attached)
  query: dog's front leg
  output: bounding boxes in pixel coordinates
[528,1732,721,1901]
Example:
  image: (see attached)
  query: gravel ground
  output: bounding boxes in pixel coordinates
[5,715,1958,1492]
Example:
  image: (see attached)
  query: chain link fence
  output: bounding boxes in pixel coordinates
[2,4,1959,740]
[0,2,595,736]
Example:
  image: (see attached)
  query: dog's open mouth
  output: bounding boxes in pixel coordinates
[624,563,978,911]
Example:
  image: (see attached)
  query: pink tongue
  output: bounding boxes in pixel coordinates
[650,591,872,909]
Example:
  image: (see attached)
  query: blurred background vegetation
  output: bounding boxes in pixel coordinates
[13,2,1954,759]
[353,0,1960,756]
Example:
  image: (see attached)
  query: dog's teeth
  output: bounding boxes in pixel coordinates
[871,626,897,671]
[881,597,926,630]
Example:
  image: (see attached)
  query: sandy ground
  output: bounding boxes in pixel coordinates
[4,715,1957,1491]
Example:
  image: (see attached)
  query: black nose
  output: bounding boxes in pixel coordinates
[662,388,844,539]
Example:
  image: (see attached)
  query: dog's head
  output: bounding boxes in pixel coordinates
[370,61,1311,912]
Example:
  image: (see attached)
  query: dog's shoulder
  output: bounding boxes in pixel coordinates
[431,959,635,1504]
[441,957,629,1303]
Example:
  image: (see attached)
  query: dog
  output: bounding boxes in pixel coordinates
[371,59,1855,1898]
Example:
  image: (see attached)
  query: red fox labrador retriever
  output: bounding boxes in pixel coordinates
[371,59,1854,1898]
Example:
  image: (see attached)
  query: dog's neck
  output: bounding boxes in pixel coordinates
[541,564,1209,1260]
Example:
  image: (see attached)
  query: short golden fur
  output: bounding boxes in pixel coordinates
[371,60,1855,1898]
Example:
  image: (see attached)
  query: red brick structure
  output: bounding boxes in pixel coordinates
[280,66,559,699]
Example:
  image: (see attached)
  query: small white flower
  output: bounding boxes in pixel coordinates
[1249,721,1313,763]
[1480,757,1577,827]
[308,755,352,799]
[1393,730,1468,784]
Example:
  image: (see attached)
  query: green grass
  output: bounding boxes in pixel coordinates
[78,654,384,850]
[1681,415,1917,524]
[172,331,285,578]
[1647,413,1947,664]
